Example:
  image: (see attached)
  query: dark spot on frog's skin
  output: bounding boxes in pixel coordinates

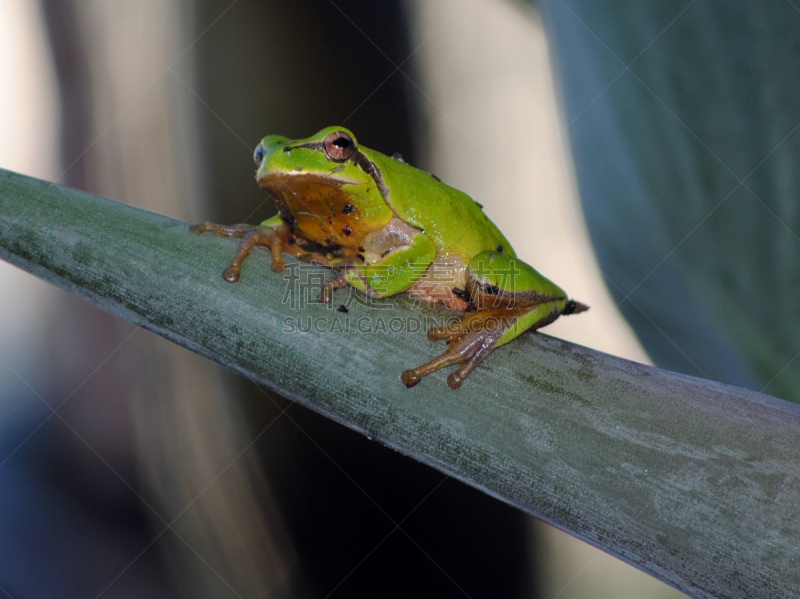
[485,284,501,295]
[430,173,441,182]
[294,166,303,172]
[497,244,503,253]
[288,236,296,245]
[342,224,353,236]
[325,237,331,245]
[283,146,291,152]
[357,254,365,262]
[337,304,349,313]
[358,246,365,252]
[281,213,297,229]
[342,204,356,214]
[474,200,484,209]
[452,287,467,299]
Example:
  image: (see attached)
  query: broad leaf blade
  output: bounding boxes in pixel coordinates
[1,169,799,598]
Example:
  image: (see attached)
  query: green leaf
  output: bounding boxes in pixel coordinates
[540,0,800,402]
[1,168,799,598]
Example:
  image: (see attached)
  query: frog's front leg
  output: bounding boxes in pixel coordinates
[191,215,321,281]
[402,251,588,389]
[328,232,438,301]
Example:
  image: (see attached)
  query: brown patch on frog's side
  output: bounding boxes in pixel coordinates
[405,255,471,312]
[467,276,563,310]
[407,279,472,311]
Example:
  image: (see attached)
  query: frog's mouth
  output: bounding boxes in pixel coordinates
[258,171,359,194]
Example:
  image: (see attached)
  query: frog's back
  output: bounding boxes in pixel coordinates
[365,148,513,260]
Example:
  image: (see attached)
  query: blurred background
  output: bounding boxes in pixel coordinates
[1,0,798,597]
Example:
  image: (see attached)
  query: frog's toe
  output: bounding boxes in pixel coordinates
[445,351,488,389]
[400,369,422,388]
[219,227,279,281]
[191,221,255,237]
[223,265,241,282]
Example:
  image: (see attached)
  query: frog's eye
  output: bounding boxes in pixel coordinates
[322,131,357,162]
[254,143,267,167]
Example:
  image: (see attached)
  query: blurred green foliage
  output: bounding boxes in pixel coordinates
[541,0,800,402]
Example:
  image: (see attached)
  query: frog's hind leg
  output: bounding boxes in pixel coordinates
[402,299,570,389]
[401,309,513,390]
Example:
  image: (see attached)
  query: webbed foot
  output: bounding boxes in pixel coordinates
[401,308,520,390]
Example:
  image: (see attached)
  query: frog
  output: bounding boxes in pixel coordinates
[192,126,588,389]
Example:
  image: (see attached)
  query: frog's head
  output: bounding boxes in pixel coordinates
[254,127,378,190]
[253,127,393,245]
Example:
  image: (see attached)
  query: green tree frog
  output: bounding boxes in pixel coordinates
[192,127,588,389]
